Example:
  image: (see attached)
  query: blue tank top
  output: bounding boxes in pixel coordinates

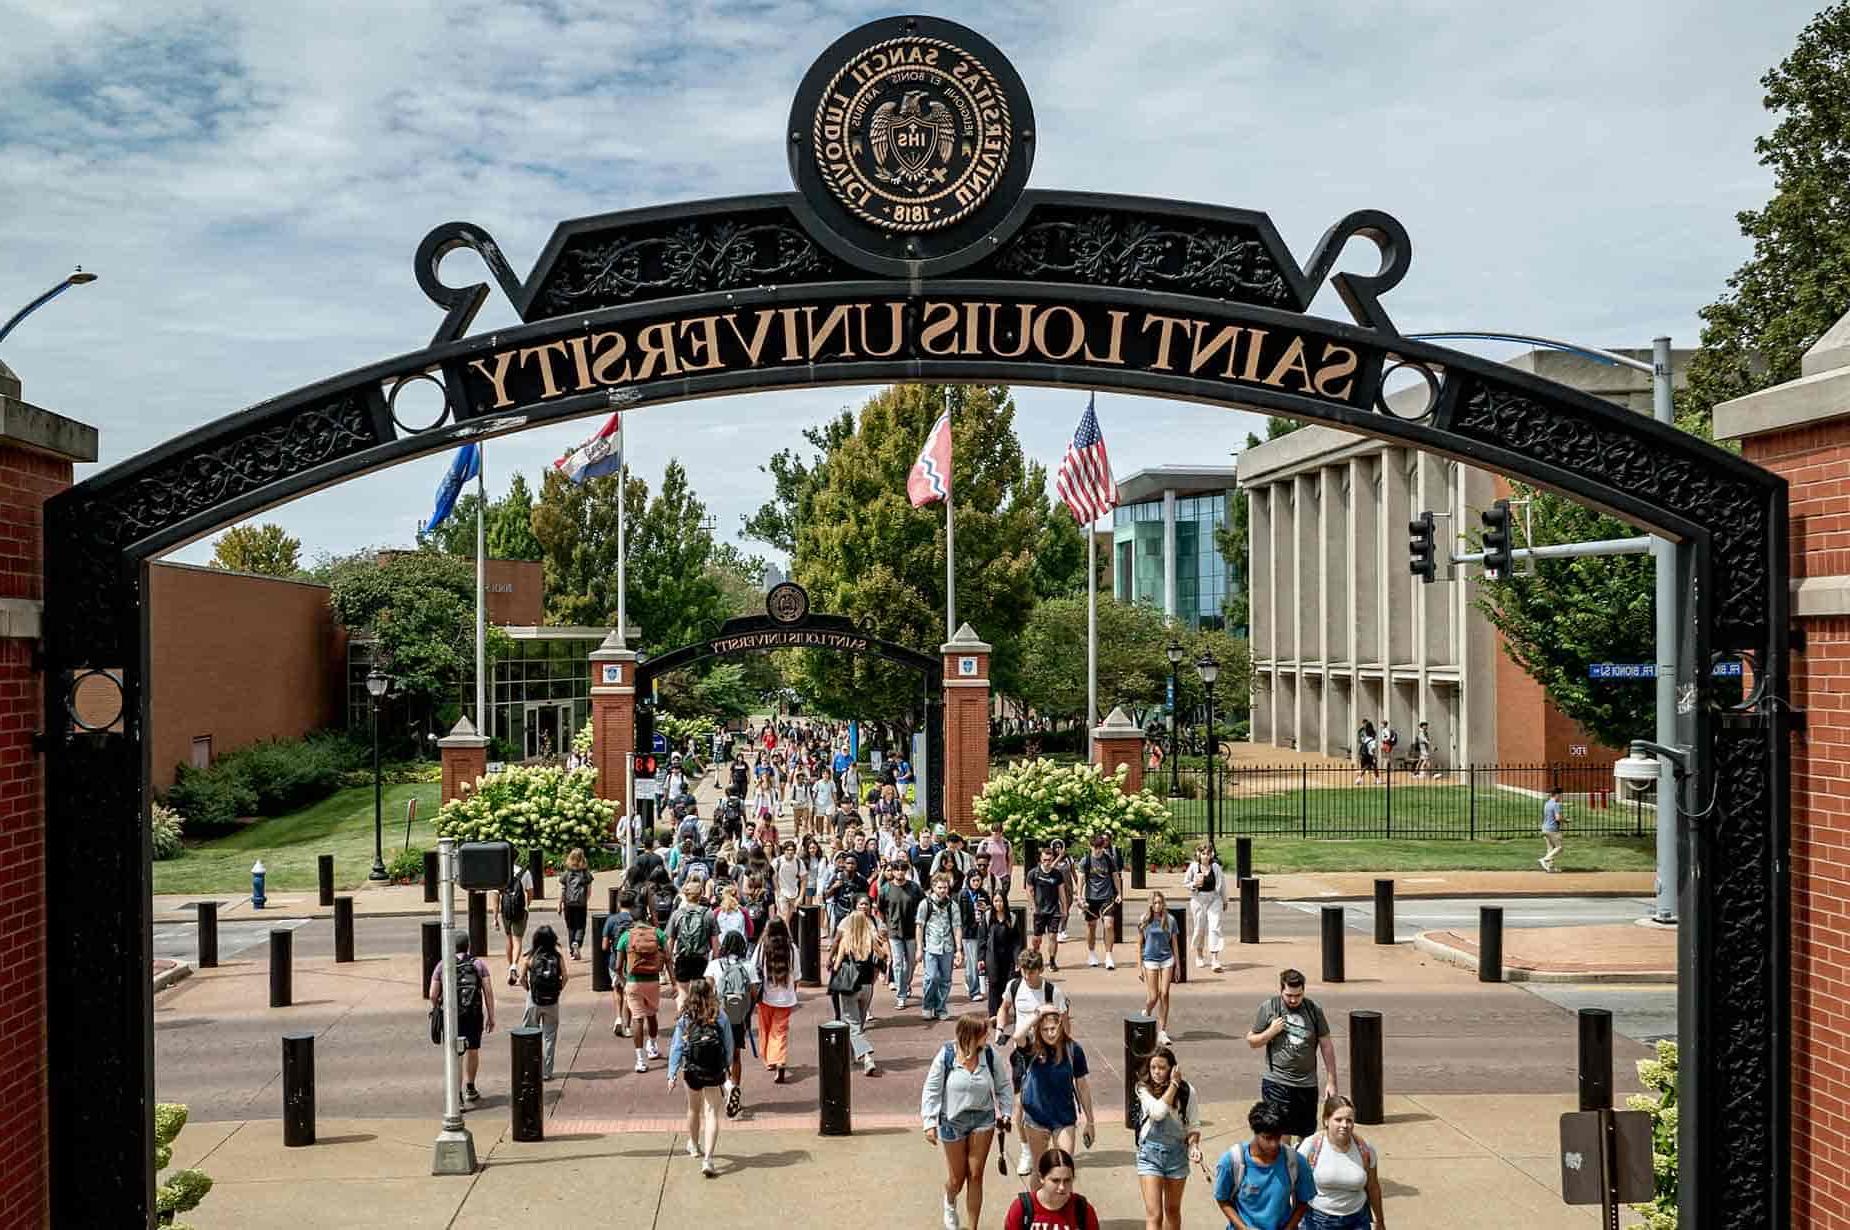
[1140,917,1175,962]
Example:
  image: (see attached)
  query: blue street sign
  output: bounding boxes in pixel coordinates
[1165,677,1175,713]
[1588,661,1743,680]
[651,732,668,754]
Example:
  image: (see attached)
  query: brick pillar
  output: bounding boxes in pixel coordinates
[588,632,637,806]
[1092,706,1145,793]
[437,716,489,803]
[1716,309,1850,1230]
[0,361,95,1225]
[941,623,991,835]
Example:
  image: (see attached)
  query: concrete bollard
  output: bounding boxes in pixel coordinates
[421,920,442,997]
[282,1033,315,1147]
[1478,906,1504,983]
[1239,877,1260,944]
[1321,906,1345,983]
[1122,1013,1158,1130]
[590,913,612,993]
[796,905,822,987]
[1349,1010,1384,1124]
[510,1026,544,1141]
[423,851,440,904]
[317,854,335,908]
[818,1020,852,1136]
[333,896,355,964]
[196,901,218,969]
[269,929,293,1008]
[468,892,488,959]
[1169,906,1189,984]
[1373,879,1395,945]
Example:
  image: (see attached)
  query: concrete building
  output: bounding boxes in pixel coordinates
[1239,346,1690,768]
[1111,466,1241,631]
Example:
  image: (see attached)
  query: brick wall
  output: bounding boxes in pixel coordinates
[942,648,989,834]
[1494,647,1626,766]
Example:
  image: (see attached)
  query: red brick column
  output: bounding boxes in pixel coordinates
[0,362,94,1225]
[437,717,489,803]
[1092,706,1146,793]
[941,623,991,835]
[1717,313,1850,1229]
[589,633,637,806]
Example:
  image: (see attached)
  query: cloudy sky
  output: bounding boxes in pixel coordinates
[0,0,1819,568]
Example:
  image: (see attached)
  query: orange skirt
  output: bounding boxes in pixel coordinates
[757,1000,793,1067]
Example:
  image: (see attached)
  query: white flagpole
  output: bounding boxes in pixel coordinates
[1086,515,1097,758]
[474,446,486,735]
[616,417,628,647]
[944,386,956,641]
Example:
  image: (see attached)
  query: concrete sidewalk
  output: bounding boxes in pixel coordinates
[1416,923,1677,984]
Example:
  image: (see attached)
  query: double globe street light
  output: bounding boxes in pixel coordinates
[1197,651,1220,843]
[366,668,393,882]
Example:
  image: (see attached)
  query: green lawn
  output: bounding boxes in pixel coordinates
[1166,779,1653,841]
[152,783,441,896]
[1212,835,1657,874]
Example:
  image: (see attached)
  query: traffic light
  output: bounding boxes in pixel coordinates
[1481,498,1513,579]
[1408,511,1437,584]
[633,753,657,778]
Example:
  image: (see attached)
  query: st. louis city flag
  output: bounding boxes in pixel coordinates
[1056,394,1118,523]
[554,412,623,483]
[907,411,953,507]
[425,443,480,532]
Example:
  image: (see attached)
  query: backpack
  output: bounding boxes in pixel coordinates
[1016,1193,1089,1229]
[1133,1079,1192,1139]
[683,1020,727,1086]
[1305,1131,1375,1171]
[501,870,529,926]
[528,948,564,1006]
[937,1042,1004,1099]
[717,957,753,1026]
[1006,976,1057,1011]
[1224,1141,1301,1195]
[455,955,482,1015]
[675,907,712,961]
[626,925,663,977]
[561,869,590,907]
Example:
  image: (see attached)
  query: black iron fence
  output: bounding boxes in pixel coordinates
[1157,762,1653,840]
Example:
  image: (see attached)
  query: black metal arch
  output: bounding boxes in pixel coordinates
[41,188,1788,1230]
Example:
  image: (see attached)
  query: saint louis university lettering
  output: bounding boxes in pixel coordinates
[811,34,1011,231]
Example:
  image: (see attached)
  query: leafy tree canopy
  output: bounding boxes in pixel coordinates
[1016,595,1173,722]
[209,523,301,577]
[420,472,543,561]
[743,410,856,556]
[326,550,510,704]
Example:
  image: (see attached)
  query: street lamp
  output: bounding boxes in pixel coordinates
[1196,651,1220,843]
[0,267,99,348]
[366,668,391,881]
[1165,640,1185,797]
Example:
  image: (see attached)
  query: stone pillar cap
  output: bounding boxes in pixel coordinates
[940,622,993,654]
[1804,308,1850,377]
[1093,706,1143,739]
[589,627,639,660]
[437,715,490,748]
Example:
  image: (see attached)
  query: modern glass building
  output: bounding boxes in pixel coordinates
[1111,466,1241,631]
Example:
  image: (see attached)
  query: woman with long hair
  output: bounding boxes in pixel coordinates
[1135,1046,1203,1230]
[827,909,889,1075]
[800,834,825,909]
[666,977,734,1178]
[754,916,798,1083]
[1138,891,1180,1045]
[1296,1094,1384,1229]
[773,839,803,928]
[922,1012,1013,1230]
[1018,1008,1095,1179]
[714,885,751,947]
[1182,842,1227,975]
[1003,1147,1099,1230]
[984,889,1024,1019]
[559,847,595,961]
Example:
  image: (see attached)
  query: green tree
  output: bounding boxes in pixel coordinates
[1031,462,1093,600]
[421,473,544,561]
[710,541,769,618]
[327,550,510,705]
[790,384,1041,726]
[209,523,301,577]
[743,410,856,555]
[1681,2,1850,435]
[1016,594,1173,722]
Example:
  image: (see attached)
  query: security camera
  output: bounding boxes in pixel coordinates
[1614,739,1690,798]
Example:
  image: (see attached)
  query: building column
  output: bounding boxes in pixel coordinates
[941,623,992,834]
[1162,488,1177,620]
[1248,484,1271,744]
[588,632,638,805]
[1092,706,1145,794]
[1271,482,1295,749]
[437,716,490,803]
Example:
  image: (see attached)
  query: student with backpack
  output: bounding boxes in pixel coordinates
[958,868,989,1003]
[921,1012,1014,1230]
[518,924,568,1080]
[667,882,718,996]
[878,858,925,1010]
[427,934,495,1105]
[917,871,964,1022]
[1295,1095,1384,1229]
[1134,1047,1203,1230]
[984,890,1025,1020]
[493,856,535,985]
[826,910,889,1075]
[1183,843,1228,974]
[1018,1008,1096,1185]
[559,848,595,961]
[1211,1101,1317,1230]
[1003,1148,1099,1230]
[667,977,735,1179]
[1137,891,1181,1046]
[615,904,669,1074]
[704,930,759,1120]
[753,916,798,1084]
[603,890,638,1037]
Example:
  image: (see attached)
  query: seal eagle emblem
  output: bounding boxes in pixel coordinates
[869,91,957,185]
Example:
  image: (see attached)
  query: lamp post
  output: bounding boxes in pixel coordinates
[0,267,98,348]
[367,668,391,881]
[1196,652,1220,844]
[1165,640,1184,797]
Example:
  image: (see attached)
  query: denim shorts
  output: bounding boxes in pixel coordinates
[1135,1132,1190,1179]
[1302,1208,1372,1230]
[937,1111,995,1144]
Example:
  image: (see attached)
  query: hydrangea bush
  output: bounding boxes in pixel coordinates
[974,758,1172,846]
[1627,1039,1678,1229]
[155,1102,211,1228]
[435,764,616,855]
[151,803,185,862]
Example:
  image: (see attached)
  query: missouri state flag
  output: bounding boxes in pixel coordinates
[554,412,622,483]
[907,411,953,507]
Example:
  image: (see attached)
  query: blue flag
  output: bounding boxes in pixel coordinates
[426,444,480,532]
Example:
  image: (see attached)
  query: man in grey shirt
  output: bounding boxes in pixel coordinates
[1245,967,1336,1141]
[1540,784,1566,872]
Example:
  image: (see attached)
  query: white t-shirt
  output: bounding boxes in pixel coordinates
[774,857,803,899]
[1298,1135,1372,1215]
[752,945,799,1008]
[1006,977,1070,1042]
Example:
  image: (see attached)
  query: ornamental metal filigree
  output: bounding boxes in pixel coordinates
[982,209,1292,308]
[537,216,841,315]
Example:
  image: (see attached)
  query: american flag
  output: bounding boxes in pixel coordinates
[1056,394,1117,523]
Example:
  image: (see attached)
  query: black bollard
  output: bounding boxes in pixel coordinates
[1012,904,1029,946]
[528,848,546,900]
[282,1033,315,1147]
[796,905,822,987]
[1109,900,1123,946]
[421,920,442,997]
[196,901,218,969]
[1169,906,1189,984]
[1235,836,1253,883]
[269,929,293,1008]
[1321,906,1345,983]
[423,851,439,903]
[510,1026,544,1141]
[333,896,355,964]
[468,892,488,959]
[1022,839,1040,872]
[608,885,621,916]
[1349,1010,1384,1125]
[317,854,335,908]
[1478,906,1504,983]
[1578,1008,1614,1111]
[590,913,611,993]
[1122,1013,1158,1129]
[1373,879,1395,945]
[1239,877,1260,944]
[1130,838,1147,890]
[818,1020,852,1136]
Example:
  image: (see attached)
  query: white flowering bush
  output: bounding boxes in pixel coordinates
[434,764,616,855]
[974,758,1172,846]
[1627,1039,1678,1229]
[156,1102,211,1228]
[571,722,594,757]
[151,803,185,862]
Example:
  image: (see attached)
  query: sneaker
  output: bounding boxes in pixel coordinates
[635,1055,649,1073]
[1212,962,1224,973]
[1017,1141,1033,1175]
[942,1193,960,1230]
[1104,955,1116,970]
[702,1159,717,1178]
[862,1055,878,1075]
[464,1084,481,1103]
[1157,1030,1173,1045]
[1057,930,1069,943]
[726,1082,742,1119]
[1087,954,1099,968]
[968,990,982,1002]
[1048,962,1059,973]
[646,1039,662,1060]
[686,1140,700,1157]
[1539,858,1551,871]
[895,996,907,1011]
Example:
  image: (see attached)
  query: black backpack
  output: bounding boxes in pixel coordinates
[528,948,564,1006]
[501,870,529,926]
[455,954,482,1015]
[684,1020,727,1086]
